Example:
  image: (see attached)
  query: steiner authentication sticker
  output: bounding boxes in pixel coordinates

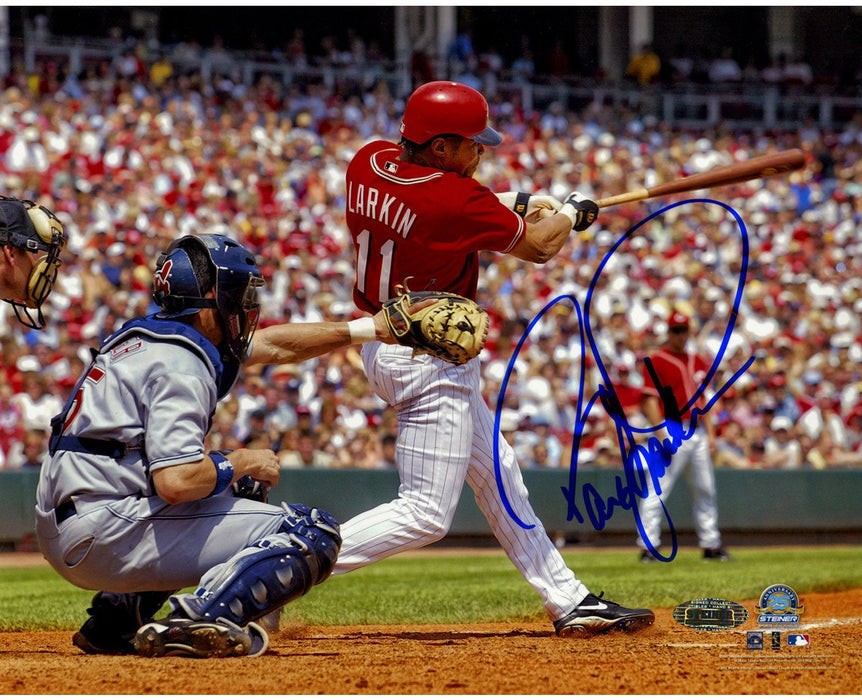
[672,597,749,631]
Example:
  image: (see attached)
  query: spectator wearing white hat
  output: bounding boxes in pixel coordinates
[799,384,849,450]
[762,415,802,469]
[5,120,49,173]
[12,371,63,433]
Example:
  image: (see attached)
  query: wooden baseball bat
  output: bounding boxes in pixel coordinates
[596,148,806,209]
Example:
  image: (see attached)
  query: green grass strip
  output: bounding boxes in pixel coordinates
[1,545,859,631]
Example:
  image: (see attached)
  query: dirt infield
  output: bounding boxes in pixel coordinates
[1,589,859,695]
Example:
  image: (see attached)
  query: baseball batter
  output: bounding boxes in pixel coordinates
[337,81,654,635]
[35,233,399,658]
[637,310,730,562]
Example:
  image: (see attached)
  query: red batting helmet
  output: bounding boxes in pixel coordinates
[400,81,502,146]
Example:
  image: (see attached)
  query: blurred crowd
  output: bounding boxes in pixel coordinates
[1,34,861,473]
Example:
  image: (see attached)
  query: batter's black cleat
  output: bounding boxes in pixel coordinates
[639,550,658,564]
[133,617,269,658]
[703,547,732,561]
[553,592,655,637]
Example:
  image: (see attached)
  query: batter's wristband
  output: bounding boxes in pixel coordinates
[513,192,531,218]
[348,317,377,342]
[558,202,577,229]
[209,450,234,497]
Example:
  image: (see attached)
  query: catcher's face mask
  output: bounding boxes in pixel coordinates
[216,259,263,362]
[0,198,66,330]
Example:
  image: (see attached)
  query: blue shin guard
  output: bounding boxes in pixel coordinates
[170,503,341,627]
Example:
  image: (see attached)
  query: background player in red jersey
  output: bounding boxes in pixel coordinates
[337,80,655,636]
[637,310,731,562]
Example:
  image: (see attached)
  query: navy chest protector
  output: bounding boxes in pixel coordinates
[49,314,241,457]
[108,315,241,399]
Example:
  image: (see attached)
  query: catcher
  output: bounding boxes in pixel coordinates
[35,233,485,658]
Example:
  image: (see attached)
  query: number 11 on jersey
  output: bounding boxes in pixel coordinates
[356,230,395,304]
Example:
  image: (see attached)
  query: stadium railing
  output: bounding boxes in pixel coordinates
[14,36,862,132]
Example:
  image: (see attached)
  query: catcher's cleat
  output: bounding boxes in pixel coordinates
[553,593,655,637]
[133,617,269,658]
[72,590,173,655]
[73,618,135,655]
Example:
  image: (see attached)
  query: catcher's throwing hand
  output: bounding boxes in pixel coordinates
[230,448,281,488]
[380,283,490,364]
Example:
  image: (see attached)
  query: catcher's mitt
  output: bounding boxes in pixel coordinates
[231,474,270,503]
[382,283,489,365]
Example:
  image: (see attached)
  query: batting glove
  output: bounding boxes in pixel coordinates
[559,191,599,232]
[496,191,564,223]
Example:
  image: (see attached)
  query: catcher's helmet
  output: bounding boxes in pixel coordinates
[0,196,66,329]
[153,234,263,361]
[400,81,502,146]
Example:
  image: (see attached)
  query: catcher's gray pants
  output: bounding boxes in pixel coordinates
[36,493,287,592]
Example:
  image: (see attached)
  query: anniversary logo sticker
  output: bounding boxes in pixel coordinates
[755,584,805,626]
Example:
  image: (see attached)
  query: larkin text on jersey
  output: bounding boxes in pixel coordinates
[347,183,417,239]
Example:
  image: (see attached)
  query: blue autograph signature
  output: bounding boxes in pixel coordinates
[493,199,754,562]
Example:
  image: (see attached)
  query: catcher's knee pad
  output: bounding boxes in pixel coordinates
[170,503,341,627]
[278,502,341,584]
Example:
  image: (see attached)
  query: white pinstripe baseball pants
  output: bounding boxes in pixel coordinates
[635,424,723,551]
[332,342,589,620]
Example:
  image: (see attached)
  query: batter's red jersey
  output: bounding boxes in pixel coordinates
[640,348,709,420]
[345,140,525,313]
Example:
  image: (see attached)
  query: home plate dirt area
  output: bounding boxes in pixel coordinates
[1,589,859,695]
